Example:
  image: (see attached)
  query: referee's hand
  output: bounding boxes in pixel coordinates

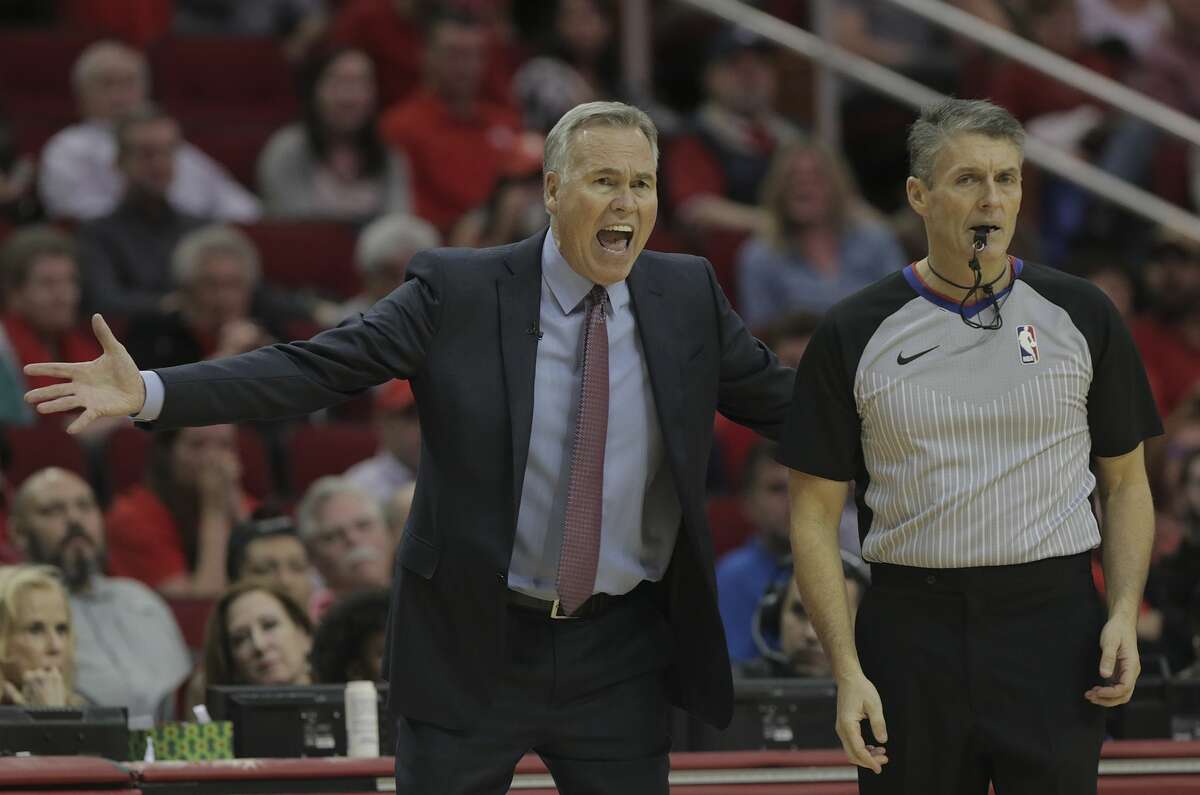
[835,671,888,774]
[1085,615,1140,707]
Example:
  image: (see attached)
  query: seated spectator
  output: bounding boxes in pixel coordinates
[339,212,440,320]
[735,553,869,679]
[0,227,99,425]
[1145,448,1200,672]
[1062,240,1138,322]
[296,477,393,611]
[512,0,618,134]
[716,442,793,663]
[343,380,419,503]
[226,513,318,620]
[38,40,260,223]
[258,47,412,222]
[9,468,191,723]
[736,139,906,328]
[1077,0,1171,60]
[757,311,821,370]
[379,9,523,234]
[0,107,38,224]
[1130,227,1200,417]
[106,425,254,598]
[201,579,313,689]
[124,225,281,370]
[665,27,799,241]
[76,106,208,317]
[310,587,389,682]
[0,564,82,706]
[447,132,548,249]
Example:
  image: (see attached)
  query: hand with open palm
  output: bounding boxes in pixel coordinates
[23,314,146,434]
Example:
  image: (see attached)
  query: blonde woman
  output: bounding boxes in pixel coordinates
[0,565,82,706]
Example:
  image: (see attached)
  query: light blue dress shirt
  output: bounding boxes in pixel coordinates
[137,232,682,601]
[507,233,681,600]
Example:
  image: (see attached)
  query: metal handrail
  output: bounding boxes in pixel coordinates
[676,0,1200,244]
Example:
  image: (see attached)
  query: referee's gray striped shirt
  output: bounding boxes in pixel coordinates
[779,259,1162,568]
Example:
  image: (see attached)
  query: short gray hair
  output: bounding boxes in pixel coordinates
[907,99,1025,184]
[355,213,441,276]
[543,101,659,178]
[170,225,261,288]
[71,40,148,96]
[295,476,382,542]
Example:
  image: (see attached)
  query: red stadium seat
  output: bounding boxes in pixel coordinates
[103,423,275,499]
[239,221,361,298]
[165,596,215,653]
[287,422,379,496]
[5,424,88,487]
[0,30,99,123]
[187,121,277,192]
[149,37,297,128]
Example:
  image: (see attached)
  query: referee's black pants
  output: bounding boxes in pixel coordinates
[855,551,1107,795]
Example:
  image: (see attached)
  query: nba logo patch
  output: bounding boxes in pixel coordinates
[1016,324,1039,365]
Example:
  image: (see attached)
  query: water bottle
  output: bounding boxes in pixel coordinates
[345,680,380,758]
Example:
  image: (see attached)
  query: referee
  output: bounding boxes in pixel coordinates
[780,98,1161,793]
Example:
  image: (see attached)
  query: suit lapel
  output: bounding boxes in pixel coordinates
[498,232,546,522]
[627,255,685,458]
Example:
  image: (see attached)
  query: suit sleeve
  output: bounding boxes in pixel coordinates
[147,250,444,429]
[776,316,860,482]
[704,258,796,439]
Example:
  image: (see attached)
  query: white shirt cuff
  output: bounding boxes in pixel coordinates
[132,371,165,422]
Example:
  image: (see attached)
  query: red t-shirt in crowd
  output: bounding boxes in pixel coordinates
[3,313,101,393]
[1130,315,1200,417]
[379,89,522,233]
[106,484,256,590]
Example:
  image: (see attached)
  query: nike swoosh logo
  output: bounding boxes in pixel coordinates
[896,345,939,365]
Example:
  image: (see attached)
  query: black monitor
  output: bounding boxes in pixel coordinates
[206,684,394,758]
[686,678,839,751]
[0,705,128,759]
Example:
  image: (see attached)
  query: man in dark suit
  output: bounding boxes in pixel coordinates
[25,102,795,794]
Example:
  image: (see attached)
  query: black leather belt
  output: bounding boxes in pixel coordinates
[506,590,618,619]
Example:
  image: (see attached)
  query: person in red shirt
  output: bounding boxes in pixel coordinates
[378,9,523,234]
[1131,227,1200,419]
[0,226,101,424]
[106,424,254,598]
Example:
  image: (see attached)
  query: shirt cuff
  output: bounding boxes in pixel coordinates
[132,371,165,422]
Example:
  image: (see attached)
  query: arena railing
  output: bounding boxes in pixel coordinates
[672,0,1200,245]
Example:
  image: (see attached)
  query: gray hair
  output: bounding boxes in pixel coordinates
[907,99,1025,185]
[71,40,148,96]
[170,225,261,288]
[355,213,441,276]
[295,476,383,542]
[543,101,659,178]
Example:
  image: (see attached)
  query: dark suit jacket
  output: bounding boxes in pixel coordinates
[146,230,795,729]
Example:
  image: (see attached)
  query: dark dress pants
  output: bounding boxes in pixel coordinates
[856,551,1107,795]
[394,583,675,795]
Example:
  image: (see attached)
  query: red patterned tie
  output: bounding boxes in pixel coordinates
[556,285,610,616]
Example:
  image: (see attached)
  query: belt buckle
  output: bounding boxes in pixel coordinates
[550,599,578,620]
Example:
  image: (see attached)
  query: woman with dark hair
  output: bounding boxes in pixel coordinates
[257,47,412,221]
[105,425,253,598]
[310,587,390,683]
[201,579,313,689]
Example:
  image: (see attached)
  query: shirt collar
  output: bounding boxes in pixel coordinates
[541,230,631,316]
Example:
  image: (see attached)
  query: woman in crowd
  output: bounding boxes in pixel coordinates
[735,138,907,329]
[0,565,81,706]
[106,425,254,598]
[202,579,314,689]
[257,47,411,221]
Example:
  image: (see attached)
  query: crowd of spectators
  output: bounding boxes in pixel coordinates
[0,0,1197,730]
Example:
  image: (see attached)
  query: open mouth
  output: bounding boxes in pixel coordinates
[596,224,634,254]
